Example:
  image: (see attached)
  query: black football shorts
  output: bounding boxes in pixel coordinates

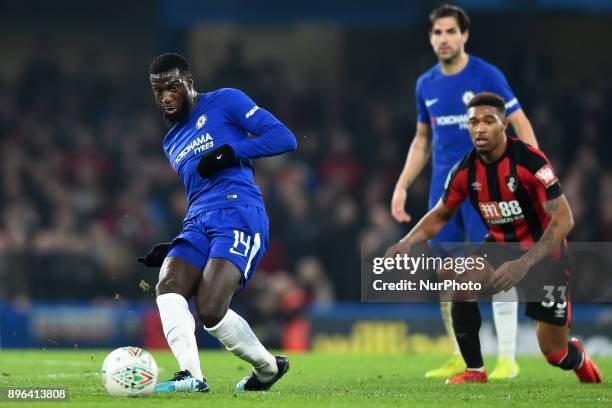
[471,243,570,326]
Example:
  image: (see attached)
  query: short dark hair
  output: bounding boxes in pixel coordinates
[428,4,471,33]
[466,92,506,116]
[149,53,191,76]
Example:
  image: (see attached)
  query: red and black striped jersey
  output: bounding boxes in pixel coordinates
[442,137,562,246]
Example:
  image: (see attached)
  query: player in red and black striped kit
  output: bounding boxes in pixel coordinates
[386,92,602,384]
[444,127,561,247]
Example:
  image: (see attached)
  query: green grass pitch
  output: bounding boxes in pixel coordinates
[0,350,610,407]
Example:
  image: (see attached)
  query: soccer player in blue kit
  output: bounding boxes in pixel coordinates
[138,53,296,393]
[390,5,538,380]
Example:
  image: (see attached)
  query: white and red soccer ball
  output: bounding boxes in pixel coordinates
[101,346,158,397]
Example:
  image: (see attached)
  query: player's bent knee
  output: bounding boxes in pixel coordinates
[200,313,225,329]
[156,280,184,297]
[198,307,226,328]
[539,343,566,358]
[155,257,201,298]
[196,258,241,327]
[535,321,569,357]
[196,297,228,328]
[156,270,177,296]
[155,281,166,297]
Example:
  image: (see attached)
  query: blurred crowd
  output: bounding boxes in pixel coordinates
[1,28,611,342]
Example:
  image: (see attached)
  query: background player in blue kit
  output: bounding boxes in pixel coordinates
[390,4,538,380]
[138,53,296,393]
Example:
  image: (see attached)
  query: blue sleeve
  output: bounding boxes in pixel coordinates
[484,65,521,116]
[415,76,430,124]
[221,88,297,160]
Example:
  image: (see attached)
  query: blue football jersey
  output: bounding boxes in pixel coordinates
[162,88,296,221]
[415,55,520,196]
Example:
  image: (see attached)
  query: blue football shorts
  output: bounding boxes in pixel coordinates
[167,206,269,290]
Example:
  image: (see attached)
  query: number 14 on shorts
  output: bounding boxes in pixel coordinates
[230,230,252,257]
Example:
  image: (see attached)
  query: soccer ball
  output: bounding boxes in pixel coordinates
[101,346,158,397]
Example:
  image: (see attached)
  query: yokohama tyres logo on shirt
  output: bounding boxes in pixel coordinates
[174,133,215,166]
[430,114,468,130]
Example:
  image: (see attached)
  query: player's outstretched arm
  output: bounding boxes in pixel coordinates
[223,89,297,160]
[391,122,432,223]
[197,89,297,178]
[386,199,455,257]
[197,122,296,178]
[197,119,296,178]
[508,108,539,148]
[492,194,574,291]
[230,122,297,160]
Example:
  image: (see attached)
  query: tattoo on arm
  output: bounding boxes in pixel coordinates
[543,198,559,215]
[521,220,558,267]
[521,196,569,267]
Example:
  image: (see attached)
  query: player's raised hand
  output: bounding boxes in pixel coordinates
[137,242,172,268]
[491,259,529,292]
[197,144,236,178]
[391,187,412,223]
